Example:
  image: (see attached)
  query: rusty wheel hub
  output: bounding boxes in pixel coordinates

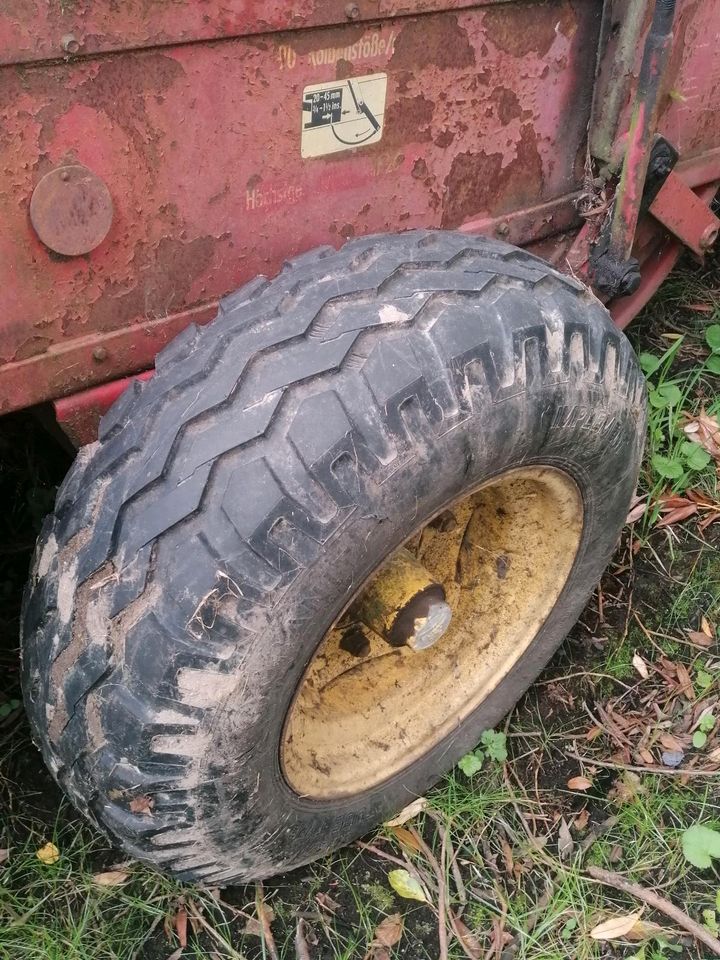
[282,466,584,798]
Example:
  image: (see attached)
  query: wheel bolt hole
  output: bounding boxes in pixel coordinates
[340,628,371,658]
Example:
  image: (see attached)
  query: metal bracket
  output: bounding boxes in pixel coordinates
[589,137,679,298]
[649,172,720,257]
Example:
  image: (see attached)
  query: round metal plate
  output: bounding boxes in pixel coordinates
[30,165,113,256]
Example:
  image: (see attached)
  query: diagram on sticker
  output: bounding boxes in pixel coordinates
[301,73,387,158]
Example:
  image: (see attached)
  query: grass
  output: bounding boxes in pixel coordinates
[2,253,720,958]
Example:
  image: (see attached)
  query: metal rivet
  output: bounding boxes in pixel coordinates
[345,3,360,20]
[61,34,81,55]
[92,347,108,363]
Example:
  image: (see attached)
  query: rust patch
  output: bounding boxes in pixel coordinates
[389,15,475,72]
[86,235,216,337]
[434,129,455,148]
[382,94,435,148]
[412,158,429,179]
[491,86,522,125]
[335,58,355,79]
[482,1,576,59]
[441,124,544,228]
[34,53,186,168]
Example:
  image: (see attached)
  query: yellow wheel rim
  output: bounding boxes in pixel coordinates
[281,466,584,798]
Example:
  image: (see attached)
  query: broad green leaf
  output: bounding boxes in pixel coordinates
[702,909,719,935]
[651,454,684,480]
[693,730,707,749]
[699,713,716,733]
[706,324,720,353]
[480,729,508,763]
[716,889,720,911]
[705,355,720,375]
[649,389,671,409]
[388,869,428,902]
[458,751,484,777]
[560,918,578,940]
[657,383,683,406]
[683,444,712,471]
[697,670,714,692]
[639,352,661,377]
[681,824,720,869]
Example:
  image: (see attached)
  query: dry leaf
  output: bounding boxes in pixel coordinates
[557,818,574,860]
[676,663,695,699]
[626,499,647,524]
[0,848,9,866]
[244,917,263,937]
[129,795,154,816]
[451,914,482,959]
[36,841,60,865]
[567,775,593,791]
[585,725,603,741]
[589,910,644,941]
[500,835,514,875]
[625,918,675,942]
[387,869,428,903]
[609,771,645,804]
[389,826,423,853]
[385,797,427,826]
[632,653,649,679]
[166,949,184,960]
[687,630,714,647]
[657,504,698,527]
[573,808,590,831]
[315,891,341,914]
[683,409,720,461]
[174,904,188,948]
[659,732,684,751]
[92,869,130,887]
[364,950,390,960]
[701,615,715,637]
[373,914,404,947]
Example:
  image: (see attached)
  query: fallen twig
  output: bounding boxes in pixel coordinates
[586,865,720,957]
[255,883,279,960]
[568,750,720,778]
[408,826,448,960]
[295,918,312,960]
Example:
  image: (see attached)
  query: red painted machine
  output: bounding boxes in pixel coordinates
[5,1,720,885]
[2,0,718,442]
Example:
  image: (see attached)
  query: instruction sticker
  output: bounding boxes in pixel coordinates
[301,73,387,158]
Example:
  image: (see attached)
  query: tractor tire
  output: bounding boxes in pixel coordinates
[21,230,645,884]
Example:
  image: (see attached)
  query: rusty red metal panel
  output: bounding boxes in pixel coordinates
[0,2,604,415]
[1,0,515,67]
